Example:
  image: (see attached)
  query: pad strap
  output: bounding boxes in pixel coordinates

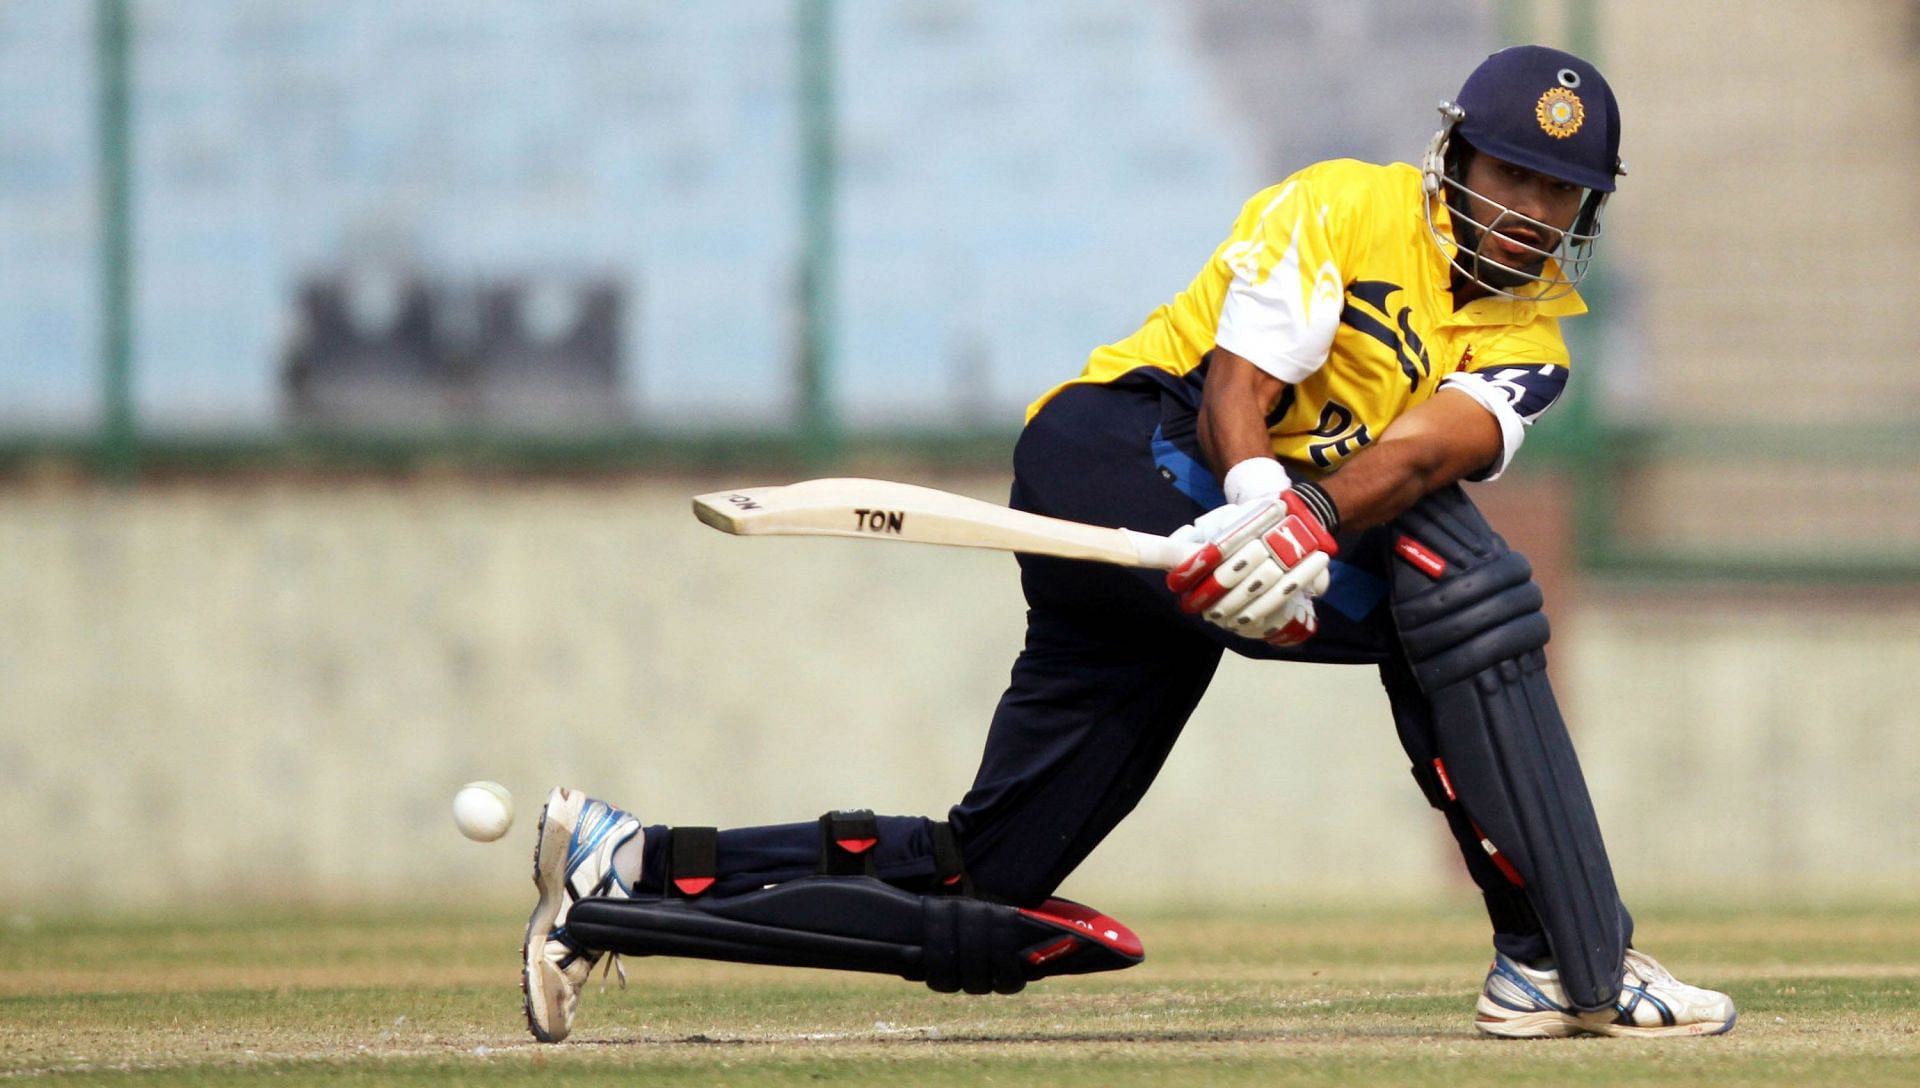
[819,810,880,877]
[929,820,971,896]
[666,826,718,898]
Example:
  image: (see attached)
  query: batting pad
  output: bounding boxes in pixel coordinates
[1389,486,1628,1012]
[566,876,1143,995]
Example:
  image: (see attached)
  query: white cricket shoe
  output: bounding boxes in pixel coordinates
[1475,948,1737,1038]
[521,787,642,1043]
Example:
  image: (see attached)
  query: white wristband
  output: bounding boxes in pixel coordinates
[1223,457,1291,507]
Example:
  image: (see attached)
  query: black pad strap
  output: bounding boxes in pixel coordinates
[666,826,718,898]
[1408,757,1452,811]
[929,820,971,896]
[819,810,880,877]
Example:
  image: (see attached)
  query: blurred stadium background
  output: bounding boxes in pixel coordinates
[1,0,1916,911]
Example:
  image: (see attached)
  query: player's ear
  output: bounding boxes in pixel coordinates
[1570,190,1606,239]
[1444,135,1476,181]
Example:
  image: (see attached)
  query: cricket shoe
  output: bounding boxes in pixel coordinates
[1475,948,1737,1038]
[522,787,642,1043]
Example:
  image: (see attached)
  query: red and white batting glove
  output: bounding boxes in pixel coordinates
[1165,490,1338,646]
[1261,589,1321,648]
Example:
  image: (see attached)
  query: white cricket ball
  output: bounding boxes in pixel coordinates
[452,780,515,842]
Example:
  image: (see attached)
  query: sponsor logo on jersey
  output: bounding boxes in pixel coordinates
[1342,280,1431,393]
[1475,364,1569,423]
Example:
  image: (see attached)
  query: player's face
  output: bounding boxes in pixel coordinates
[1455,152,1586,281]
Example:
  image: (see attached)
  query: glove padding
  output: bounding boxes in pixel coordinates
[1258,588,1322,647]
[1166,490,1338,646]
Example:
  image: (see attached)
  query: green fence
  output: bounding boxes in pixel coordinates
[7,0,1916,584]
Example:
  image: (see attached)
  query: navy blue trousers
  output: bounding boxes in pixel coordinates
[642,374,1559,961]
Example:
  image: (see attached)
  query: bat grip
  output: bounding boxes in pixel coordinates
[1123,530,1196,571]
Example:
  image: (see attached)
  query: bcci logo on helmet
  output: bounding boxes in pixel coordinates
[1535,87,1584,139]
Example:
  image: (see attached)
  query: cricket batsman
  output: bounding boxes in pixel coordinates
[520,45,1737,1042]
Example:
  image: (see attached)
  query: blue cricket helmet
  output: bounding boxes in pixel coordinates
[1454,45,1623,192]
[1420,45,1627,300]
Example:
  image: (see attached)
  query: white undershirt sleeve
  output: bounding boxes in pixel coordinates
[1438,364,1570,482]
[1212,187,1345,384]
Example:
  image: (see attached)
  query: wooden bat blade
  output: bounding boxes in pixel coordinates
[690,477,1189,570]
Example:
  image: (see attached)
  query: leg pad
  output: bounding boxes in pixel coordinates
[1388,486,1629,1012]
[566,876,1143,995]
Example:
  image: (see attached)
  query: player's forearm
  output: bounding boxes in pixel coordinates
[1199,399,1278,480]
[1318,388,1505,532]
[1198,350,1289,483]
[1318,437,1463,531]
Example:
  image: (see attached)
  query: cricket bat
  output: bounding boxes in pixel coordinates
[691,477,1192,570]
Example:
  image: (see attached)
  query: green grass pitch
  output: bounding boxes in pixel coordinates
[3,900,1916,1085]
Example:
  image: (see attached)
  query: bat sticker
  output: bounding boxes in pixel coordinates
[852,508,906,534]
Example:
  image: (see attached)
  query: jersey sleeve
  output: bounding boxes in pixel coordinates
[1437,320,1573,482]
[1212,168,1355,384]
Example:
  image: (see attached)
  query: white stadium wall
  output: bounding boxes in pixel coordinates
[2,477,1915,911]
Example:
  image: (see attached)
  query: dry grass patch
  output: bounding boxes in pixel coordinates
[1,901,1914,1085]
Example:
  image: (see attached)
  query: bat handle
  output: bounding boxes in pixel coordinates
[1122,529,1196,571]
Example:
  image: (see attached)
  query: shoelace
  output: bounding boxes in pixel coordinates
[597,951,628,990]
[1624,950,1675,985]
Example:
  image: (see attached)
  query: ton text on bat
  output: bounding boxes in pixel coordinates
[851,508,906,534]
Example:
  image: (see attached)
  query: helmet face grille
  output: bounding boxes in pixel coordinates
[1419,109,1608,303]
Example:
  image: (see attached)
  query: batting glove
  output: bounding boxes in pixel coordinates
[1166,490,1338,645]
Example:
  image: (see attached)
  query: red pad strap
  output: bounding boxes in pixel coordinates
[1429,762,1523,887]
[1469,820,1527,888]
[1395,535,1447,579]
[1483,842,1526,887]
[1432,757,1458,802]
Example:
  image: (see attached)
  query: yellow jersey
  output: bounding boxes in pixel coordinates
[1029,159,1584,481]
